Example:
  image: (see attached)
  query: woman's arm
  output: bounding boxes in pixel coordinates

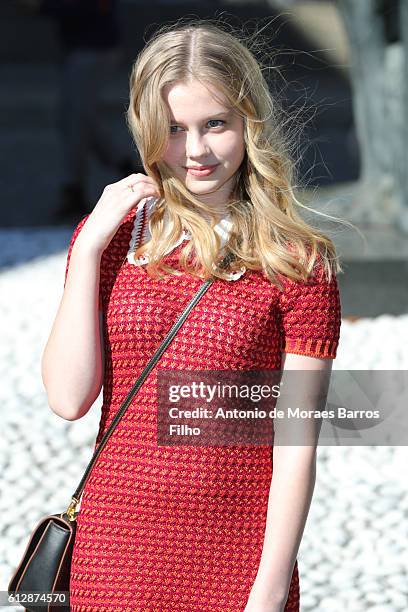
[41,177,160,421]
[245,352,333,611]
[41,232,104,421]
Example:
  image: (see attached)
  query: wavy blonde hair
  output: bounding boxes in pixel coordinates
[127,19,352,286]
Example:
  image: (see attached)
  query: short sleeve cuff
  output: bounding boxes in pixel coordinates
[283,337,339,359]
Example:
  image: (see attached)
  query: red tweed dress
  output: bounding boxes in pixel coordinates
[63,199,341,612]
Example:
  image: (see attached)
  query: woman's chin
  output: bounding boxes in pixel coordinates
[185,180,220,194]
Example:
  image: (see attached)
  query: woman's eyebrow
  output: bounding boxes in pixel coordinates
[170,110,231,122]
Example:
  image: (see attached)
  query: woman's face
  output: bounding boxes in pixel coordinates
[161,79,246,215]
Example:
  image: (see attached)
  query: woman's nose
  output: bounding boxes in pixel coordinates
[185,132,209,158]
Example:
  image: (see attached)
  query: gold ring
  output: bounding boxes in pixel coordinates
[128,184,135,192]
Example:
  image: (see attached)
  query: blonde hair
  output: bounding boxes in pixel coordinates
[127,19,353,286]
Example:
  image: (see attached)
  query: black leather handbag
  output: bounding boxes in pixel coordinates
[8,208,235,612]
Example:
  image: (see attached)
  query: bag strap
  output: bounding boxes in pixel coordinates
[63,200,235,521]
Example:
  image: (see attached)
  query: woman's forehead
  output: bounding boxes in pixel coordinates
[163,80,230,108]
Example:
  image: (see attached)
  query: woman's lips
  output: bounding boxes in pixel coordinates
[185,165,219,177]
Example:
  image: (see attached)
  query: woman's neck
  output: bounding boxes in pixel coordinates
[199,207,230,226]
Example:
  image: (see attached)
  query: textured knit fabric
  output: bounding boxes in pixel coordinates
[63,207,341,611]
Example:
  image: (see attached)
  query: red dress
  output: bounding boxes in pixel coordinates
[63,206,341,611]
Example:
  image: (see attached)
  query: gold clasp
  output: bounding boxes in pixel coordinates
[63,496,80,522]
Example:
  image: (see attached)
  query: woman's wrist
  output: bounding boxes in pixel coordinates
[245,586,286,612]
[74,230,105,259]
[246,573,289,610]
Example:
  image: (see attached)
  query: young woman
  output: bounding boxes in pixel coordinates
[41,21,342,612]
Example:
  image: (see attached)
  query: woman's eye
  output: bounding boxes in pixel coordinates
[207,119,225,128]
[169,120,225,134]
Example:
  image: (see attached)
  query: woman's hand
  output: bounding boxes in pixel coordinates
[78,173,160,255]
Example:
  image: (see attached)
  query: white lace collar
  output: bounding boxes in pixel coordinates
[127,197,246,281]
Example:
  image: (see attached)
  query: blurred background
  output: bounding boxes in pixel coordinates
[1,1,407,611]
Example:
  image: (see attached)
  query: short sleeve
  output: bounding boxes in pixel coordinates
[64,214,91,289]
[63,213,109,311]
[64,210,138,310]
[277,262,342,359]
